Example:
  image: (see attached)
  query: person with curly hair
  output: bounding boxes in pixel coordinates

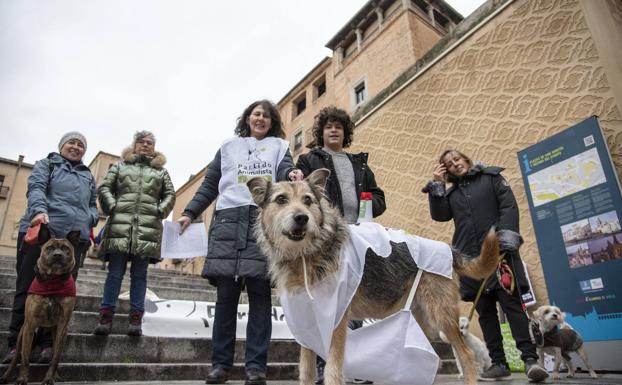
[177,100,302,385]
[296,105,385,384]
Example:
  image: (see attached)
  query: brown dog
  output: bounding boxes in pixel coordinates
[247,169,500,385]
[1,232,80,385]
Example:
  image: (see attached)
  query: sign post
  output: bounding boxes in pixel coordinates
[517,116,622,352]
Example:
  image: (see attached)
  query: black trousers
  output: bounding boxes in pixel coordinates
[475,285,538,365]
[7,233,86,349]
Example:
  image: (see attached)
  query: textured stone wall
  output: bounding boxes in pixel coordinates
[352,0,622,306]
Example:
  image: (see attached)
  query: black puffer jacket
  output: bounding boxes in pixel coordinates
[296,148,386,218]
[183,147,295,285]
[426,165,529,300]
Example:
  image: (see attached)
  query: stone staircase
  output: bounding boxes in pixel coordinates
[0,254,458,382]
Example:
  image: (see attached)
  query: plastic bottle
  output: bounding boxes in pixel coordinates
[357,192,373,223]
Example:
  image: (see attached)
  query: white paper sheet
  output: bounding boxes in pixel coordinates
[160,220,208,259]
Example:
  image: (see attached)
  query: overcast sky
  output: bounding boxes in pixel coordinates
[0,0,484,189]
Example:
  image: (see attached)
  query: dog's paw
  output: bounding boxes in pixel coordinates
[42,376,55,385]
[15,376,28,385]
[590,372,599,379]
[552,373,561,380]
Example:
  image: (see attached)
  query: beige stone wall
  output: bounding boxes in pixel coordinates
[352,0,622,312]
[282,61,336,157]
[333,9,444,111]
[0,159,33,255]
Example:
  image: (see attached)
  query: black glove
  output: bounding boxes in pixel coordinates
[497,229,523,253]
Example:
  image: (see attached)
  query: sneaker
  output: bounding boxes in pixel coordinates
[2,347,16,364]
[38,347,53,364]
[525,359,549,382]
[479,362,512,381]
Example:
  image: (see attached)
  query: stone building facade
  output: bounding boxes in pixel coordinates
[347,0,622,313]
[277,0,462,158]
[0,156,33,255]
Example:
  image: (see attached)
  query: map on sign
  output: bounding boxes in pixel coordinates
[528,147,606,207]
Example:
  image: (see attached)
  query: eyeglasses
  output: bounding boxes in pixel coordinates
[137,139,154,146]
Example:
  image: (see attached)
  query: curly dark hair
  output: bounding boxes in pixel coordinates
[234,100,285,139]
[311,106,354,148]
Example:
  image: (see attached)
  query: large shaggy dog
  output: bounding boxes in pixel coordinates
[247,169,499,385]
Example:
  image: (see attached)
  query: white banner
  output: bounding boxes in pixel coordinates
[142,298,294,339]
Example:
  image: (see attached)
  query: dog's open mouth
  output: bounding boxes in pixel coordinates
[284,229,306,241]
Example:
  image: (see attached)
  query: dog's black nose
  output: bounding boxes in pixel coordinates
[294,214,309,226]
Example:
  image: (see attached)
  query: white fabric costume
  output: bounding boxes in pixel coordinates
[280,222,453,385]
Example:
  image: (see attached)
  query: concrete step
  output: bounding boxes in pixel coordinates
[0,260,207,285]
[0,289,133,314]
[0,307,131,335]
[0,332,300,364]
[0,362,299,382]
[0,274,281,304]
[0,266,211,290]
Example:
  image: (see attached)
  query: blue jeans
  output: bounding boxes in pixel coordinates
[211,277,272,371]
[100,253,149,312]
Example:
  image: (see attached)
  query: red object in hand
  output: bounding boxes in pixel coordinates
[360,192,372,200]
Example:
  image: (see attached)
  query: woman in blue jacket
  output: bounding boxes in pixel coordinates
[2,132,98,365]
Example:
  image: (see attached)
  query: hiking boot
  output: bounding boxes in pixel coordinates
[2,347,16,364]
[127,310,144,336]
[244,368,267,385]
[525,359,549,382]
[93,308,114,335]
[38,347,53,364]
[205,366,230,384]
[480,362,512,381]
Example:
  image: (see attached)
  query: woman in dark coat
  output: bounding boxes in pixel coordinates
[423,149,548,383]
[177,100,302,385]
[3,132,97,364]
[93,131,176,337]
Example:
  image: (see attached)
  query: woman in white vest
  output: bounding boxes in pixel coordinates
[177,100,303,385]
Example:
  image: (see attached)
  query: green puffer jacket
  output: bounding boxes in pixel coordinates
[98,148,176,262]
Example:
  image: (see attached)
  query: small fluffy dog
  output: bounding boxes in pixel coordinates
[440,316,491,378]
[532,305,597,379]
[1,232,80,385]
[247,169,500,385]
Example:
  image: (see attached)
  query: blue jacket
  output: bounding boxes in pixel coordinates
[19,152,98,241]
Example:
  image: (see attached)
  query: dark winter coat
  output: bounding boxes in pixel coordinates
[183,146,296,284]
[19,152,98,240]
[426,165,529,300]
[98,148,176,262]
[296,148,386,218]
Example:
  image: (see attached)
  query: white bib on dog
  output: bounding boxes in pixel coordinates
[280,222,453,385]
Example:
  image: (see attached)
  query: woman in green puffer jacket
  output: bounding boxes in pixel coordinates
[94,131,175,337]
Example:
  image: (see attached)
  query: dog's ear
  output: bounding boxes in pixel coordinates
[306,168,330,193]
[247,177,271,207]
[532,306,543,319]
[66,231,81,251]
